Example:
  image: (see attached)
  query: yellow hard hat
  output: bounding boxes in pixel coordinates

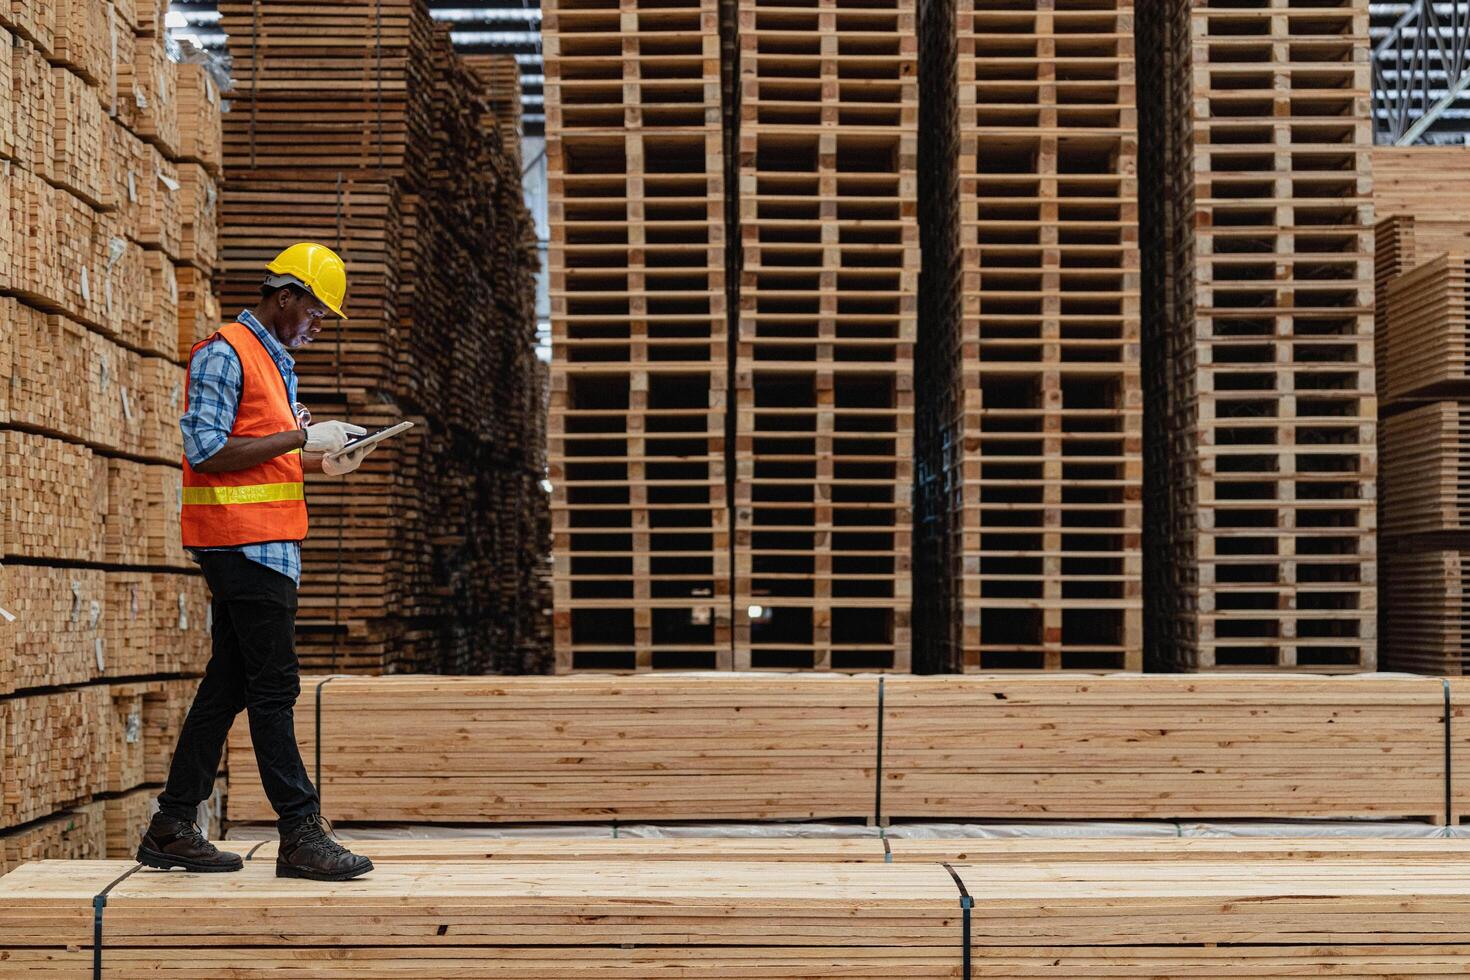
[264,242,347,318]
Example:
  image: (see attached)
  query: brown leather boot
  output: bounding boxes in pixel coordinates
[276,814,373,881]
[136,813,243,872]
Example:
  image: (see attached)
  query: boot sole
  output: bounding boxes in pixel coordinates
[136,845,243,873]
[276,859,374,882]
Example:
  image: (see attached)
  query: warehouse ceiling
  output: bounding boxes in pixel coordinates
[167,1,545,135]
[168,3,1464,146]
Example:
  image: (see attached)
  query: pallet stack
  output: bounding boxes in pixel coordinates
[216,1,545,674]
[731,0,919,671]
[0,1,218,864]
[1138,0,1378,671]
[544,0,733,671]
[916,0,1142,672]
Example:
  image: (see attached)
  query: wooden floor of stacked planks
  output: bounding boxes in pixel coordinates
[917,0,1141,673]
[731,0,918,672]
[227,673,1466,826]
[16,844,1470,975]
[545,0,732,672]
[1140,0,1377,672]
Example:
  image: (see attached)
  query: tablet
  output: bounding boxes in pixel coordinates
[328,420,415,458]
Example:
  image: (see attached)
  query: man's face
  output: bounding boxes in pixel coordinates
[279,289,331,348]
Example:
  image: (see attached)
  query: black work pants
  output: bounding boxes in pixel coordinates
[158,551,319,832]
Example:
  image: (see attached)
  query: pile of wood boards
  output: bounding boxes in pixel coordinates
[15,846,1470,976]
[227,673,1461,825]
[217,1,546,674]
[0,4,219,867]
[1137,0,1378,671]
[1373,147,1470,674]
[917,0,1142,674]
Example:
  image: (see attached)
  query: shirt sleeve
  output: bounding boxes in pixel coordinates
[180,340,243,467]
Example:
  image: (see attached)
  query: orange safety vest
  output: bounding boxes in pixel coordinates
[180,321,308,548]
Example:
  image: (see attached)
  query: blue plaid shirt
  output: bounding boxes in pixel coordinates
[181,310,303,585]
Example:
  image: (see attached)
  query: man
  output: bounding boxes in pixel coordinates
[136,243,376,881]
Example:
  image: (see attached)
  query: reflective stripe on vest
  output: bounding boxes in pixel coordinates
[180,320,309,548]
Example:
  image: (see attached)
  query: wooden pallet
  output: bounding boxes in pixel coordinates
[729,0,919,672]
[917,0,1141,673]
[1139,0,1377,672]
[545,0,733,672]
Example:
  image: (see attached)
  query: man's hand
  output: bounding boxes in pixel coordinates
[321,442,378,477]
[303,420,366,454]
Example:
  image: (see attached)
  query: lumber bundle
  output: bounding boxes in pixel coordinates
[462,54,523,165]
[1373,153,1470,675]
[0,802,105,879]
[20,854,1470,976]
[883,674,1445,822]
[1138,0,1377,671]
[916,0,1141,673]
[228,673,1457,825]
[729,0,917,672]
[0,3,220,864]
[218,3,545,674]
[227,674,876,823]
[237,835,1470,866]
[544,0,731,672]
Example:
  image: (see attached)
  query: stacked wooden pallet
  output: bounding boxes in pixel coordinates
[0,5,221,865]
[545,0,732,671]
[17,852,1470,976]
[217,2,545,674]
[1139,0,1377,671]
[729,0,918,672]
[916,0,1141,672]
[227,673,1460,825]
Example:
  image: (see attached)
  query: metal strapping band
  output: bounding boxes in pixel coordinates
[1446,678,1454,826]
[244,840,269,862]
[941,862,972,980]
[92,864,143,979]
[881,836,892,863]
[874,676,885,825]
[315,676,346,806]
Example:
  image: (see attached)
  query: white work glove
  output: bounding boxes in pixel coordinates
[322,441,377,477]
[303,420,366,454]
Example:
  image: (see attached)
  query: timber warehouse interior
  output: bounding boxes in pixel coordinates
[14,0,1470,974]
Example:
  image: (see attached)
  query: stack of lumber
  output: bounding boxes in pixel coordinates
[1138,0,1378,671]
[545,0,733,671]
[730,0,918,672]
[18,850,1470,976]
[916,0,1141,672]
[1373,156,1470,673]
[0,5,219,868]
[227,673,1459,825]
[218,2,545,674]
[462,54,523,166]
